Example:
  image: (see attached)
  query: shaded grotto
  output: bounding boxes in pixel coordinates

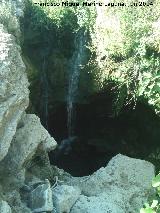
[47,92,160,176]
[1,0,160,212]
[21,2,160,177]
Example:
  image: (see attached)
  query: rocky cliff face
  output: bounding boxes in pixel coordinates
[0,1,29,161]
[0,1,57,211]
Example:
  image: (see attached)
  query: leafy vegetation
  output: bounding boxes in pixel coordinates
[26,0,96,31]
[91,0,160,115]
[140,173,160,213]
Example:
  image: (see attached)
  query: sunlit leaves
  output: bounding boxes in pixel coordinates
[140,173,160,213]
[152,174,160,188]
[140,208,156,213]
[91,0,160,114]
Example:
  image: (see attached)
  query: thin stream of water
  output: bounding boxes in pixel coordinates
[67,30,87,138]
[41,56,49,129]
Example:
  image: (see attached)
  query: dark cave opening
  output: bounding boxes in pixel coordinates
[49,141,114,177]
[21,0,160,177]
[48,91,160,177]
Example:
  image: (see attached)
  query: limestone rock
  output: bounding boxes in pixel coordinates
[1,114,57,174]
[66,154,154,196]
[30,179,53,213]
[0,1,23,38]
[10,193,32,213]
[0,23,29,162]
[0,1,54,213]
[0,168,26,191]
[70,194,125,213]
[4,190,24,208]
[3,189,32,213]
[65,154,155,213]
[52,185,81,213]
[0,200,12,213]
[107,154,155,190]
[12,206,32,213]
[39,136,57,152]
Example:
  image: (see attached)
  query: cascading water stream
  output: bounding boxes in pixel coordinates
[67,30,87,138]
[41,56,49,129]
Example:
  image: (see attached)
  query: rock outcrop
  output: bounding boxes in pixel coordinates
[70,193,125,213]
[52,185,81,213]
[0,22,29,161]
[17,154,153,213]
[62,154,155,213]
[0,113,56,176]
[0,1,57,211]
[30,179,53,213]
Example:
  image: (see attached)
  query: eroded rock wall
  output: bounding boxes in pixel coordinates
[0,1,57,211]
[0,1,29,162]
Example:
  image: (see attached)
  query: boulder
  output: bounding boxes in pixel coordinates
[65,154,155,213]
[30,179,53,213]
[0,114,57,175]
[66,154,154,195]
[0,200,12,213]
[52,185,81,213]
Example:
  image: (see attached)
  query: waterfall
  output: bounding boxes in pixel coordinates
[41,56,49,129]
[67,30,87,138]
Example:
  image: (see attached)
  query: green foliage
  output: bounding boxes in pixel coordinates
[152,174,160,189]
[27,0,96,32]
[24,0,160,115]
[140,174,160,213]
[91,0,160,115]
[29,0,77,30]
